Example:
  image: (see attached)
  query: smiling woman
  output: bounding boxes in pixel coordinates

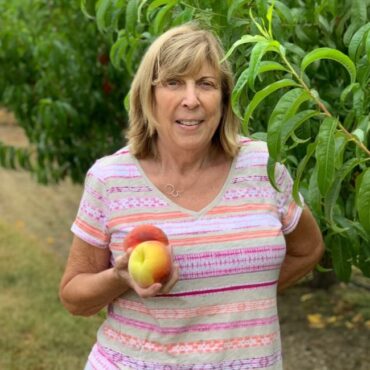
[152,63,223,162]
[59,23,324,370]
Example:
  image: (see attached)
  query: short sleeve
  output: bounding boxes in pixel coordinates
[275,163,304,235]
[71,164,110,248]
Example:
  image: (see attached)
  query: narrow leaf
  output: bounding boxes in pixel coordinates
[366,31,370,62]
[248,40,281,90]
[348,23,370,61]
[269,0,293,26]
[308,166,322,218]
[126,0,138,34]
[152,1,176,35]
[96,0,112,32]
[292,142,317,206]
[232,61,288,120]
[325,158,363,228]
[147,0,170,15]
[267,156,280,191]
[330,236,352,282]
[301,47,357,84]
[267,88,311,161]
[232,68,250,120]
[280,110,321,149]
[356,168,370,235]
[221,35,267,62]
[242,79,299,134]
[340,83,360,105]
[315,117,338,196]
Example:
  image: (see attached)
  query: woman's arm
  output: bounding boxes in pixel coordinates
[59,236,178,316]
[278,207,325,292]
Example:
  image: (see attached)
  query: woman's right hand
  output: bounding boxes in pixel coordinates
[113,247,179,298]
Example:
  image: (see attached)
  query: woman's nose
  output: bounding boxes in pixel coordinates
[181,84,200,109]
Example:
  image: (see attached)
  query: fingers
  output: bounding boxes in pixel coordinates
[135,283,163,298]
[160,263,180,294]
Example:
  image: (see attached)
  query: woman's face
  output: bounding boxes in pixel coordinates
[153,63,223,155]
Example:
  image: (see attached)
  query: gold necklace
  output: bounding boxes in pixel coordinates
[164,183,183,198]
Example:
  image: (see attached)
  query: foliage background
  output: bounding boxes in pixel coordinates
[1,0,370,282]
[0,0,128,183]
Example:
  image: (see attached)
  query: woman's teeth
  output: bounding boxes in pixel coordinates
[176,120,202,126]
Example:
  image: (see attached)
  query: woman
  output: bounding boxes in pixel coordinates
[59,23,324,369]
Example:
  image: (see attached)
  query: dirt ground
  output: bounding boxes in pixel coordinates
[1,109,370,370]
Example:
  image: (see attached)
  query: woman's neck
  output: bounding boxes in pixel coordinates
[155,145,218,176]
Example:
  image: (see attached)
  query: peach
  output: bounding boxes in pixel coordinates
[128,240,171,288]
[123,224,169,251]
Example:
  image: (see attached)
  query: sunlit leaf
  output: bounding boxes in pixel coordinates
[301,47,357,84]
[248,40,281,90]
[222,35,267,62]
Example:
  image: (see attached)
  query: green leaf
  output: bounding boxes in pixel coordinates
[258,61,289,74]
[110,35,129,70]
[232,68,250,120]
[269,0,293,27]
[152,0,176,35]
[232,61,288,120]
[147,0,171,16]
[267,88,312,161]
[365,31,370,62]
[351,0,367,27]
[221,35,267,62]
[315,117,338,196]
[280,110,321,150]
[126,0,139,34]
[324,158,363,229]
[242,79,299,135]
[292,142,317,206]
[348,23,370,61]
[356,168,370,235]
[308,166,322,218]
[301,47,357,84]
[96,0,112,32]
[266,0,275,37]
[340,82,360,105]
[81,0,96,18]
[124,90,130,112]
[330,236,352,282]
[227,0,249,22]
[266,156,279,192]
[248,40,281,90]
[353,88,365,117]
[334,131,348,169]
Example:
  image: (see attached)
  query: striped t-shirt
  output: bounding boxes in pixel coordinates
[72,137,303,370]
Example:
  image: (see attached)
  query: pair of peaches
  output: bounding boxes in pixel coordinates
[123,225,171,288]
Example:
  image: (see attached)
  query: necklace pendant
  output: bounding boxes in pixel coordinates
[165,183,182,198]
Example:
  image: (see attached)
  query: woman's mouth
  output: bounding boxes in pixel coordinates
[175,119,203,127]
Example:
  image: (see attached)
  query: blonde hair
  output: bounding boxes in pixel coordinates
[126,23,240,159]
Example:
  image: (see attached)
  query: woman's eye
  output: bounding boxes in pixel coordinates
[200,80,216,88]
[166,79,181,87]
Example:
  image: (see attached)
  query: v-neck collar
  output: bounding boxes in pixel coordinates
[131,153,237,218]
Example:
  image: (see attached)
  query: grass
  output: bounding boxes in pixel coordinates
[0,221,104,370]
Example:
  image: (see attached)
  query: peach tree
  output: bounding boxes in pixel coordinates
[81,0,370,283]
[0,0,129,183]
